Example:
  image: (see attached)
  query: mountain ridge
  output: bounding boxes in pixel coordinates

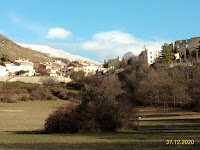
[17,43,100,64]
[0,33,52,62]
[0,33,100,64]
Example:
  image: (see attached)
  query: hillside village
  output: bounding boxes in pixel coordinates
[0,56,126,79]
[0,36,200,80]
[0,58,103,78]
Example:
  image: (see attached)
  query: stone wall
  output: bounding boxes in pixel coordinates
[175,37,200,58]
[3,76,72,84]
[0,76,13,82]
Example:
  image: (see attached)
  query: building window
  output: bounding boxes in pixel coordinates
[180,40,182,43]
[150,56,152,58]
[177,45,179,48]
[150,52,152,54]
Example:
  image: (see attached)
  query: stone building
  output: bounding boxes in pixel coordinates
[107,56,123,69]
[174,36,200,59]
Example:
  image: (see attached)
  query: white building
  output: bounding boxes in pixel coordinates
[0,65,7,76]
[61,61,100,77]
[4,62,20,73]
[80,62,99,76]
[4,59,35,76]
[147,49,159,65]
[52,60,67,70]
[140,48,160,66]
[23,70,36,76]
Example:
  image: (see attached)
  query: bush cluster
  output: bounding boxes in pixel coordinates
[51,87,80,100]
[0,81,79,103]
[45,75,137,133]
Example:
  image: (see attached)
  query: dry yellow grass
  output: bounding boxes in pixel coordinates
[0,102,200,150]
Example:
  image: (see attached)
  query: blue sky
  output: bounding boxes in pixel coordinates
[0,0,200,62]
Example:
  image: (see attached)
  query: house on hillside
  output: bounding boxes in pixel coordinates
[80,62,99,76]
[139,48,160,66]
[107,56,123,69]
[0,65,7,76]
[14,59,34,70]
[52,60,67,69]
[61,61,100,77]
[33,61,41,73]
[38,61,66,77]
[38,63,52,73]
[3,59,35,76]
[46,68,58,77]
[3,62,20,73]
[23,70,35,76]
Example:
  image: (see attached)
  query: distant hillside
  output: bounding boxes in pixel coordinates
[0,33,100,64]
[0,34,52,62]
[18,43,100,65]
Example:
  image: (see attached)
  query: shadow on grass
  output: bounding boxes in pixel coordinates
[140,114,180,118]
[8,129,200,141]
[138,125,200,131]
[7,130,47,134]
[140,118,200,122]
[4,130,200,150]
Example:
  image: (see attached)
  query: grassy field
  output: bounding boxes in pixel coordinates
[0,100,200,150]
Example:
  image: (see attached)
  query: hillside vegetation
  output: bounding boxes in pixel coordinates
[0,34,51,62]
[0,80,80,103]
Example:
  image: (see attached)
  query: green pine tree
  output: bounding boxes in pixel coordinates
[161,43,173,64]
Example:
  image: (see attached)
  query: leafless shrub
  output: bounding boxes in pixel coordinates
[45,75,137,133]
[42,78,59,86]
[137,69,191,107]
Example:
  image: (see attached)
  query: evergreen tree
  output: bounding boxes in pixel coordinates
[161,43,173,64]
[103,59,108,68]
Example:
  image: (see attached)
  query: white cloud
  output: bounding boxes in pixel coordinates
[46,27,72,39]
[78,31,167,60]
[46,31,168,62]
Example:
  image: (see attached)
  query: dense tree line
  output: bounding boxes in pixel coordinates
[119,45,200,109]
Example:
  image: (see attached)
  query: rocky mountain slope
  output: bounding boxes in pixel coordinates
[0,34,51,62]
[17,43,100,64]
[0,33,100,64]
